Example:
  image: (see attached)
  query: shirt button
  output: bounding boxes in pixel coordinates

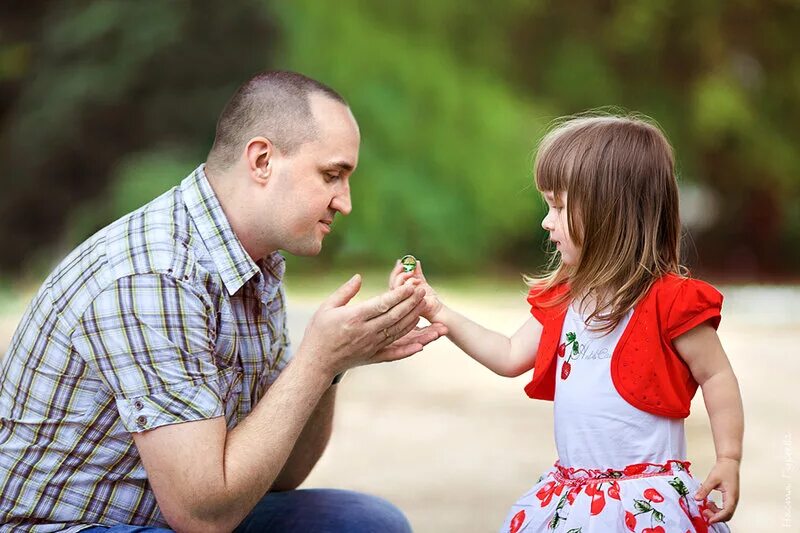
[136,415,148,427]
[133,400,144,410]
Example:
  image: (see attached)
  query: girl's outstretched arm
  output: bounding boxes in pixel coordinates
[434,306,543,377]
[389,261,543,377]
[674,323,743,524]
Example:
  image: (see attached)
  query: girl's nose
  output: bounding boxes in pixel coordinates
[541,213,554,231]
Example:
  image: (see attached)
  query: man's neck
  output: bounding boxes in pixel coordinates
[203,164,276,262]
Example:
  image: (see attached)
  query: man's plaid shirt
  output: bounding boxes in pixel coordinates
[0,165,291,531]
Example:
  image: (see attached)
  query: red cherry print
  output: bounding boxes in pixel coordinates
[589,488,606,515]
[642,527,665,533]
[624,511,637,532]
[644,487,664,503]
[623,463,648,476]
[557,343,566,357]
[584,483,597,496]
[535,481,564,507]
[561,361,572,379]
[566,485,582,505]
[608,480,621,500]
[535,481,556,506]
[679,496,691,517]
[509,510,526,533]
[691,515,709,533]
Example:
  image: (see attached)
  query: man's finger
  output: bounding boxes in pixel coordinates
[367,287,425,328]
[322,274,362,309]
[374,342,424,363]
[375,294,425,342]
[359,284,416,320]
[391,325,443,348]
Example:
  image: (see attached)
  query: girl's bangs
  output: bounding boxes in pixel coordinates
[534,132,573,195]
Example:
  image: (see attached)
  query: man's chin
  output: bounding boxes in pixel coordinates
[285,239,324,257]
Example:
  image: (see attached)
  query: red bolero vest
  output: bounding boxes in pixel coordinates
[523,274,723,419]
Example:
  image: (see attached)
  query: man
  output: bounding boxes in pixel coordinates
[0,71,446,532]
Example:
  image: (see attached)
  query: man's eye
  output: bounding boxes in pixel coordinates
[325,173,340,182]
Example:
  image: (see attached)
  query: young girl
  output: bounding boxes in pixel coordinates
[391,115,743,532]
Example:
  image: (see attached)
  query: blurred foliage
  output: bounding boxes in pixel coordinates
[0,0,278,273]
[1,0,799,280]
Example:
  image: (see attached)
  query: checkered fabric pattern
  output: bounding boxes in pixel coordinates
[0,165,291,531]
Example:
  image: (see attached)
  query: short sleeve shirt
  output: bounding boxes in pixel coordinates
[0,165,291,531]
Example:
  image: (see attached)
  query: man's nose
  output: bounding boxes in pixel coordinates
[332,185,352,216]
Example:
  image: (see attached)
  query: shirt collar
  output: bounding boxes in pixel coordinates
[181,164,282,296]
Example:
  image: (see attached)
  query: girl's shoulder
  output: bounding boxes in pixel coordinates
[649,273,724,338]
[526,282,570,323]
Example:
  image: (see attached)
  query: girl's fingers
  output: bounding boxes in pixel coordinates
[694,477,714,500]
[416,260,428,282]
[389,261,406,288]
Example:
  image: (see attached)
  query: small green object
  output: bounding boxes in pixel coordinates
[400,254,417,273]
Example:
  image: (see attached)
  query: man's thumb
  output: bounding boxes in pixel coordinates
[325,274,362,308]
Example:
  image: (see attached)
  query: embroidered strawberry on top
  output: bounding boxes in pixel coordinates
[560,331,580,380]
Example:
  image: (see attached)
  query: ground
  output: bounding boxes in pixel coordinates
[1,281,796,532]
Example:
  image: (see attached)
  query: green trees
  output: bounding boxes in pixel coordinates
[0,1,278,272]
[1,1,798,277]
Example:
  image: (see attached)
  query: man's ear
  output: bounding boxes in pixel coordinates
[244,136,275,184]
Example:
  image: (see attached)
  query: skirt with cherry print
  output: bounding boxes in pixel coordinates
[499,460,730,533]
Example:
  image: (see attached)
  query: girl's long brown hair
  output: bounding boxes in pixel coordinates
[527,113,684,332]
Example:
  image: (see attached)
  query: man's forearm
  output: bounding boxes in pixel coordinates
[196,353,333,531]
[271,383,337,491]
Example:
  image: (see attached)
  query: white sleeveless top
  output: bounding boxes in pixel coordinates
[553,302,686,470]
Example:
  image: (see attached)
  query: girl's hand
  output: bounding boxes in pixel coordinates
[389,259,443,322]
[694,457,740,523]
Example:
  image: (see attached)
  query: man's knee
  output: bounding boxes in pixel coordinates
[323,489,412,533]
[236,488,412,533]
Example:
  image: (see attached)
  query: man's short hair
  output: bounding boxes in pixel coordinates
[206,71,347,171]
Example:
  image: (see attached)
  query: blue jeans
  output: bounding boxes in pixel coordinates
[80,488,412,533]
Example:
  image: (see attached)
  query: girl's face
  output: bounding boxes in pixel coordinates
[541,190,580,266]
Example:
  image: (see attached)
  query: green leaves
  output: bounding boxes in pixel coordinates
[668,477,690,497]
[555,493,568,511]
[633,499,652,513]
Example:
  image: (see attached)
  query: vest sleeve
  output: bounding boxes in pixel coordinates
[666,278,723,339]
[526,283,568,324]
